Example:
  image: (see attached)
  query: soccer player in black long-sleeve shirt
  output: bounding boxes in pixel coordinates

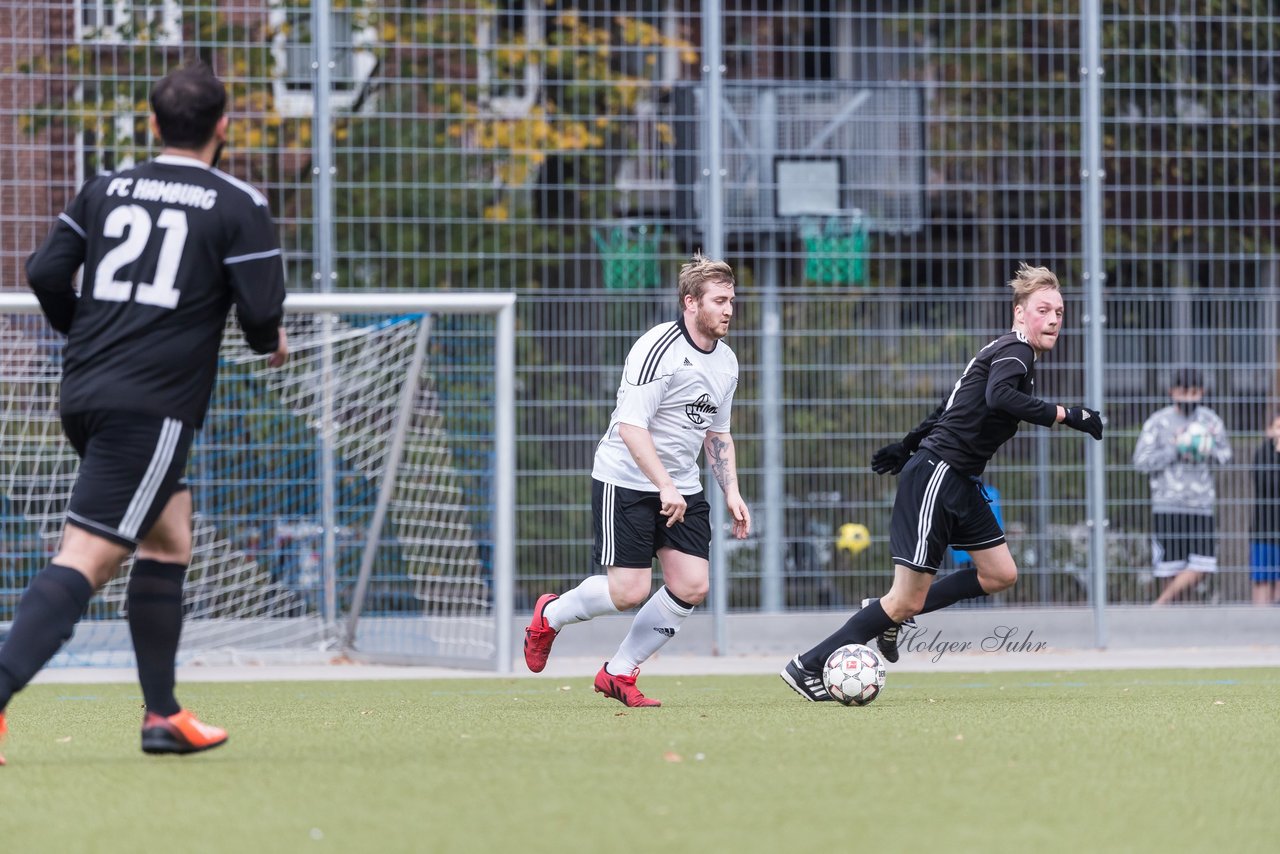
[0,64,287,762]
[782,264,1103,701]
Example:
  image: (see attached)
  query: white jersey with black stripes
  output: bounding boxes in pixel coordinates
[592,317,739,493]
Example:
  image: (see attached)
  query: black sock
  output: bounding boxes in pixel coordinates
[919,568,988,616]
[798,599,895,671]
[0,564,94,710]
[127,559,187,717]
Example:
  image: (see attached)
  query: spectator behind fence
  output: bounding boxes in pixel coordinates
[1132,367,1232,606]
[1250,412,1280,605]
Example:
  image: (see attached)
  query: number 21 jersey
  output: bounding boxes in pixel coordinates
[25,154,286,427]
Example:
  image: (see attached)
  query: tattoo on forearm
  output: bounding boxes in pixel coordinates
[708,436,736,492]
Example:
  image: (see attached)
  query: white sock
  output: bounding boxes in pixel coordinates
[544,574,617,632]
[608,586,693,675]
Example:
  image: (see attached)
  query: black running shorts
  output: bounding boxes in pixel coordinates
[62,410,193,548]
[592,478,712,568]
[889,450,1005,573]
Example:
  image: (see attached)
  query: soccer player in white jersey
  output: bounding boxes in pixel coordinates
[523,253,750,706]
[0,64,287,764]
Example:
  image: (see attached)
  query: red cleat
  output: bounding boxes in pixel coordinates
[523,593,559,672]
[594,663,661,707]
[141,709,228,755]
[1,711,7,766]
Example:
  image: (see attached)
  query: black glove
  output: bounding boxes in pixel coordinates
[871,441,912,475]
[1062,406,1104,440]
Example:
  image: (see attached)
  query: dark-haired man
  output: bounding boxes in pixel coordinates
[0,64,287,764]
[1133,367,1232,605]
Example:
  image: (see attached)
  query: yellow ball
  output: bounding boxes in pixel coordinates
[837,523,871,555]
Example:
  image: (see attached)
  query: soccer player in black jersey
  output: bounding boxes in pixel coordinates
[0,64,287,762]
[782,264,1103,701]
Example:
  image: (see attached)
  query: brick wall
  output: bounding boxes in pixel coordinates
[0,4,74,291]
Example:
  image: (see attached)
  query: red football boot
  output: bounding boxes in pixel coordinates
[523,593,560,673]
[594,663,661,707]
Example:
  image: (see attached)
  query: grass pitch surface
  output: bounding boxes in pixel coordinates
[1,668,1275,854]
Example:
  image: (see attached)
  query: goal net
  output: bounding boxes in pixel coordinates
[0,292,515,670]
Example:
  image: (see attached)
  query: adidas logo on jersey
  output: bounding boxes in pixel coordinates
[682,357,692,366]
[653,627,677,637]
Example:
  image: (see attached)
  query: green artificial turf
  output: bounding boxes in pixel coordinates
[1,668,1276,854]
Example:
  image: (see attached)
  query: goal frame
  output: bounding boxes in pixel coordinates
[0,290,518,673]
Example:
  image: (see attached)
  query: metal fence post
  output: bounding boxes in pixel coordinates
[313,0,341,639]
[702,0,729,654]
[1081,0,1109,648]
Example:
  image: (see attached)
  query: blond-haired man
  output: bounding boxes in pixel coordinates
[783,264,1102,700]
[524,253,750,706]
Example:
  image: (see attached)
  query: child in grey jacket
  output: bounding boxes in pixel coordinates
[1132,367,1232,604]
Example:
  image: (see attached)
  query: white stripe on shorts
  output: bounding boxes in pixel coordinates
[601,482,616,567]
[120,417,181,539]
[66,510,138,544]
[913,459,950,566]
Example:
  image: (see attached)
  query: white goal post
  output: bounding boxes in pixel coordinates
[0,291,516,672]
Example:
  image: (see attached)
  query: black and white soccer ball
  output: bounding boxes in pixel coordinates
[822,643,887,706]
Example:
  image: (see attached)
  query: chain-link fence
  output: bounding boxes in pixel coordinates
[2,2,1278,624]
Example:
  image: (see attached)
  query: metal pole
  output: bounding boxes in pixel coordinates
[1035,430,1050,603]
[343,315,434,651]
[1267,259,1278,408]
[313,1,340,637]
[702,0,728,654]
[493,301,517,673]
[1081,0,1108,648]
[758,93,784,614]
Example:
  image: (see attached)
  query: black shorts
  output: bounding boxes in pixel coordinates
[592,478,712,568]
[1152,512,1217,576]
[889,450,1005,573]
[62,410,193,548]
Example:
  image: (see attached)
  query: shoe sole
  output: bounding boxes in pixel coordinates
[141,731,228,755]
[595,693,661,707]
